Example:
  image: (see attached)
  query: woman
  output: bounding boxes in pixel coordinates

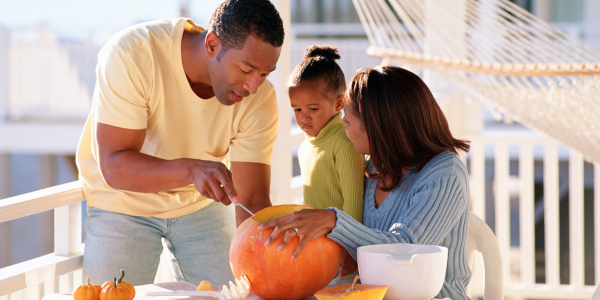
[258,66,472,300]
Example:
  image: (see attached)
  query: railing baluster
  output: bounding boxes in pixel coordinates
[519,143,535,287]
[544,142,560,288]
[470,141,486,219]
[495,143,511,285]
[569,150,584,289]
[54,202,82,256]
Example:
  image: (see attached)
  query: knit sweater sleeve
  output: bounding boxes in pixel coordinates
[327,173,467,260]
[334,139,365,223]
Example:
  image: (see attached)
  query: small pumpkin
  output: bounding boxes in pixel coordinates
[100,278,131,300]
[315,275,388,300]
[102,270,135,299]
[196,280,213,291]
[73,278,102,300]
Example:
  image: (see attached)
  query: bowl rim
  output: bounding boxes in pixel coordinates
[357,243,448,255]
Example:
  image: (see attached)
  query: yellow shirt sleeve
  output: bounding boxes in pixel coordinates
[94,45,150,130]
[229,83,279,165]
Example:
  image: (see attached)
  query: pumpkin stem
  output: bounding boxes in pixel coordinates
[118,269,125,283]
[346,275,360,292]
[113,278,117,288]
[85,278,91,286]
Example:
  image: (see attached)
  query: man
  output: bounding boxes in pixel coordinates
[75,0,284,286]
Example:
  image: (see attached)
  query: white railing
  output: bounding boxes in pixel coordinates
[0,182,84,300]
[466,130,599,299]
[2,130,598,300]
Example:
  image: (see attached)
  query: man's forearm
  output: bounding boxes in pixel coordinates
[231,161,273,227]
[99,150,195,193]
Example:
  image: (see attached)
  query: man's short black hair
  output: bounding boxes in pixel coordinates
[208,0,284,59]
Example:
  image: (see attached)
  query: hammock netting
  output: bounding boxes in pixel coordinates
[352,0,600,162]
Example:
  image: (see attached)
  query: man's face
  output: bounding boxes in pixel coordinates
[208,35,281,106]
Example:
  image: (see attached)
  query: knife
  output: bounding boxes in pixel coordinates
[221,186,254,216]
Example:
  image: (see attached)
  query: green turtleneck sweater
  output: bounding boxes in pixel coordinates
[298,113,364,222]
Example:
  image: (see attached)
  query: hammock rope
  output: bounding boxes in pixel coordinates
[352,0,600,162]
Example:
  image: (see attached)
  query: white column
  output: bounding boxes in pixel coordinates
[269,0,292,205]
[423,0,482,140]
[532,0,552,22]
[0,28,8,119]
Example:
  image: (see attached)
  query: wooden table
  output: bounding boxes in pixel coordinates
[42,281,317,300]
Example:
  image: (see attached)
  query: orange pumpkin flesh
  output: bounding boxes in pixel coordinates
[196,280,213,291]
[315,276,388,300]
[230,205,343,300]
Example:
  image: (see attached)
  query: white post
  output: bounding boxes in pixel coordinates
[269,0,292,206]
[519,143,535,287]
[569,150,584,289]
[54,202,82,256]
[544,143,560,288]
[494,144,511,286]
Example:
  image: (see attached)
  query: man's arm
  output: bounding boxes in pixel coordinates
[231,161,272,226]
[97,122,237,203]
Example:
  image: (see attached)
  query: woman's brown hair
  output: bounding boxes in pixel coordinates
[345,66,470,191]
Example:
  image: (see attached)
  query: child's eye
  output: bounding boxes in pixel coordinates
[239,68,250,74]
[310,108,318,111]
[293,108,301,112]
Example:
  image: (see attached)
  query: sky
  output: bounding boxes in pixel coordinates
[0,0,224,44]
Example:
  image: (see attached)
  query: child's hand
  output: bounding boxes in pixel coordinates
[340,248,358,278]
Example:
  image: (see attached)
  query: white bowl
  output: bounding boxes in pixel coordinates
[357,243,448,300]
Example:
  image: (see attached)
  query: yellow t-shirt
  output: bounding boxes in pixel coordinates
[76,18,279,218]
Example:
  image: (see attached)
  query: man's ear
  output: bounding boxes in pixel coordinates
[205,32,221,58]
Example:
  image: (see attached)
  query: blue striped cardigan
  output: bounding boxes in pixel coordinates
[327,151,472,300]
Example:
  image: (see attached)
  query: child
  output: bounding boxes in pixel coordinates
[288,45,364,283]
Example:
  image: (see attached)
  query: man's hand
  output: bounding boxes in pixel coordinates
[190,160,238,205]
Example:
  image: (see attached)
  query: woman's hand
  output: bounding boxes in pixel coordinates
[257,209,337,260]
[340,248,358,278]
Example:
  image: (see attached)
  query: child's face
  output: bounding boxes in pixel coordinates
[289,82,343,137]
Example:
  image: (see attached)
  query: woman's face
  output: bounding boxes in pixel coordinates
[342,104,369,155]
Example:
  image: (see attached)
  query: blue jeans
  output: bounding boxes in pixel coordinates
[82,202,236,286]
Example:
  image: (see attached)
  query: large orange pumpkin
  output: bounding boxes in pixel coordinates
[229,205,343,300]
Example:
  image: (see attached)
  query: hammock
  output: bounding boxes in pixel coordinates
[352,0,600,163]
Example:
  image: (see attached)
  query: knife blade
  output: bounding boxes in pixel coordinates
[221,185,255,216]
